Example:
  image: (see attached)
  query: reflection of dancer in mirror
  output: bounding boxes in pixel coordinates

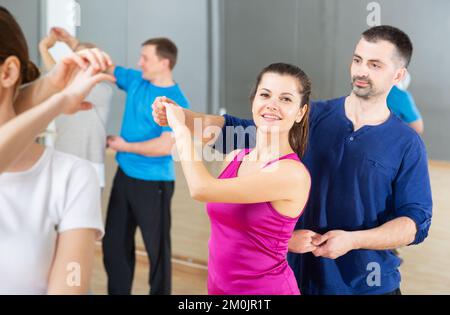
[39,27,114,189]
[102,38,189,295]
[387,72,424,134]
[158,63,311,295]
[0,6,115,294]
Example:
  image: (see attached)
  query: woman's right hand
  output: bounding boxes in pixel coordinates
[46,48,113,92]
[162,100,187,132]
[288,230,321,254]
[58,65,115,115]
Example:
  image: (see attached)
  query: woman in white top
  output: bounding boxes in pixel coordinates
[0,6,115,294]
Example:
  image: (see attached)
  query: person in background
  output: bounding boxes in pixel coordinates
[39,27,113,189]
[387,71,424,134]
[103,37,190,295]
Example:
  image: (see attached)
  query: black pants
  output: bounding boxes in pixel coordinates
[102,168,174,295]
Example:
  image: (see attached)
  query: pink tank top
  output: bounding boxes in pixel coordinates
[206,148,304,295]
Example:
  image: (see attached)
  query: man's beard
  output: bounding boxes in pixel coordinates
[351,76,377,99]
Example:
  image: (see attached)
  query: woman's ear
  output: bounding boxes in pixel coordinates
[296,104,308,123]
[0,56,21,88]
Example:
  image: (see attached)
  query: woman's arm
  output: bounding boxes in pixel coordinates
[152,97,225,145]
[165,103,310,206]
[47,229,97,294]
[179,130,308,204]
[16,29,66,115]
[15,49,113,114]
[1,92,67,173]
[0,60,115,173]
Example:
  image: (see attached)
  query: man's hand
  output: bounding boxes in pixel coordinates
[311,230,357,259]
[107,135,129,152]
[288,230,321,254]
[152,96,179,127]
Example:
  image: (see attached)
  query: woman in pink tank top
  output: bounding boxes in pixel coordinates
[156,63,313,295]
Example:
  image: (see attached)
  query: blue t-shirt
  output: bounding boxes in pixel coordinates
[114,66,189,181]
[219,97,432,295]
[387,85,422,123]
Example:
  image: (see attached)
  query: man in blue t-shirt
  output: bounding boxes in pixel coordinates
[387,81,424,134]
[152,26,432,295]
[103,38,189,295]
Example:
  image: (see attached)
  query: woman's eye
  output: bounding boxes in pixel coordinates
[281,97,292,102]
[353,58,360,63]
[260,93,269,98]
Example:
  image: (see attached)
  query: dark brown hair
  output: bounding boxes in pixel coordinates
[362,25,413,68]
[250,63,311,158]
[0,6,40,85]
[142,37,178,70]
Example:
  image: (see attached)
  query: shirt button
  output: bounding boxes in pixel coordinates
[349,137,354,141]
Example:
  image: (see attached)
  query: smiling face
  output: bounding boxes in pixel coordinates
[350,38,406,100]
[137,45,170,81]
[251,72,306,134]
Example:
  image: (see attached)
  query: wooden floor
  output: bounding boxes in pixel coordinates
[397,161,450,295]
[91,245,208,295]
[92,151,450,295]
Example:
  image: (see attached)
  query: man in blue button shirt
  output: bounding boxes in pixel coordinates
[152,25,432,295]
[103,38,189,295]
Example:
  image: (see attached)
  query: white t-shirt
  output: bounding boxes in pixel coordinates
[0,147,104,295]
[55,83,113,188]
